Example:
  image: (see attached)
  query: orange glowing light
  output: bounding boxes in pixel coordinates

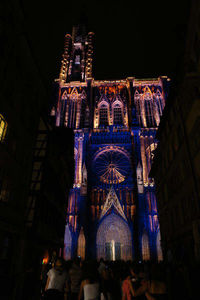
[42,257,48,264]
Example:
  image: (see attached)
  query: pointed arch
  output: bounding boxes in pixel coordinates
[142,230,150,261]
[98,101,109,108]
[112,98,123,107]
[64,224,72,260]
[71,87,79,96]
[100,186,127,221]
[77,227,86,260]
[156,89,161,96]
[134,89,140,99]
[96,213,132,260]
[143,87,154,127]
[98,100,109,126]
[144,86,152,98]
[61,90,68,100]
[156,230,163,261]
[81,89,87,99]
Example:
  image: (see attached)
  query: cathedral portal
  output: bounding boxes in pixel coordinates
[96,213,132,261]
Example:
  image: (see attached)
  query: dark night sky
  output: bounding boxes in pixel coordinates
[21,0,190,92]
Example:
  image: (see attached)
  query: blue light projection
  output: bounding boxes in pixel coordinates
[52,25,170,261]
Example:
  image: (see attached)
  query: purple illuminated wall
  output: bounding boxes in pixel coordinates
[52,25,170,261]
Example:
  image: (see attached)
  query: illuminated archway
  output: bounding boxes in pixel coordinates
[77,227,86,260]
[96,213,132,260]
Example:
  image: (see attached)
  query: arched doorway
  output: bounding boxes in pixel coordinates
[96,213,132,260]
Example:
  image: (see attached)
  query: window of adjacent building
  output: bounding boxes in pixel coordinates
[99,105,108,126]
[113,105,123,125]
[0,114,8,142]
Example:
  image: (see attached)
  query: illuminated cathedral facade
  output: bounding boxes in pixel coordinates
[52,25,170,261]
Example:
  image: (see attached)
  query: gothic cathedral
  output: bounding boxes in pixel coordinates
[51,25,170,261]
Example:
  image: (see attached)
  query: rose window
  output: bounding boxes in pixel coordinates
[93,147,131,184]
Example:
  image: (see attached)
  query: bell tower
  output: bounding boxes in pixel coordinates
[59,24,94,83]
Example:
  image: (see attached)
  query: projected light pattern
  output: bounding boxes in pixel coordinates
[96,213,132,260]
[93,148,130,184]
[54,24,170,261]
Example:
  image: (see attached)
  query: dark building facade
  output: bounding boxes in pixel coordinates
[151,0,200,266]
[0,1,73,299]
[52,24,170,261]
[149,5,200,299]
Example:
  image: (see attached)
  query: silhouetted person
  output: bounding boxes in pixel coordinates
[68,257,83,300]
[127,266,167,300]
[44,257,68,300]
[78,261,100,300]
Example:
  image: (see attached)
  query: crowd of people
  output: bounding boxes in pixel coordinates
[40,256,168,300]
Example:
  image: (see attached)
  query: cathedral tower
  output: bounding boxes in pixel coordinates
[52,25,170,261]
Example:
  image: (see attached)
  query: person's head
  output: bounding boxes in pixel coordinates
[55,257,64,271]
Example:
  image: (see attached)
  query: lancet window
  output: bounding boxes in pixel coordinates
[144,99,154,127]
[143,87,155,127]
[113,103,123,125]
[155,91,164,116]
[99,104,109,126]
[134,90,143,126]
